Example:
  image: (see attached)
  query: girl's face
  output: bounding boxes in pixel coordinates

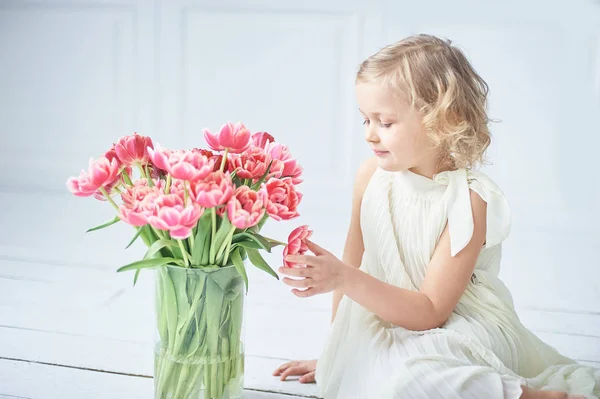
[355,82,439,175]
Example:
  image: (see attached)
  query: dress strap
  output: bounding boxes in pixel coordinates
[434,168,511,257]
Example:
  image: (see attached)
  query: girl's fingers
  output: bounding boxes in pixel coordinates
[273,361,294,375]
[293,287,317,297]
[304,240,328,255]
[278,266,312,278]
[299,371,316,383]
[285,254,318,266]
[283,277,313,288]
[280,366,304,381]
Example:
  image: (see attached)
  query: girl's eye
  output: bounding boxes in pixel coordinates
[381,123,392,128]
[362,119,370,126]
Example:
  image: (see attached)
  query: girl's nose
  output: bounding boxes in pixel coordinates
[364,124,379,143]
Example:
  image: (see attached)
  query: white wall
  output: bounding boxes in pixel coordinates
[1,0,599,390]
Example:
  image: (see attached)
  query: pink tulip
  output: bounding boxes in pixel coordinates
[166,178,188,202]
[264,178,302,221]
[266,159,285,180]
[147,194,204,239]
[93,145,133,202]
[148,146,214,182]
[190,171,234,208]
[120,179,164,208]
[251,131,275,150]
[226,186,267,229]
[203,122,252,154]
[93,170,131,201]
[66,156,120,197]
[230,147,271,181]
[118,183,163,226]
[94,144,120,201]
[147,145,171,172]
[169,150,214,181]
[283,225,313,268]
[265,142,303,185]
[104,144,120,165]
[119,198,156,226]
[114,132,154,166]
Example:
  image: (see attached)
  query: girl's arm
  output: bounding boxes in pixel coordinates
[331,157,378,322]
[340,190,488,331]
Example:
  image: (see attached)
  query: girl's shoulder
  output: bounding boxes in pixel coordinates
[434,168,511,256]
[354,156,380,196]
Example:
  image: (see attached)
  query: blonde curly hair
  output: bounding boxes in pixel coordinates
[356,34,493,171]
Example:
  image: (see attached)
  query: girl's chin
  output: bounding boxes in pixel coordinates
[376,159,408,172]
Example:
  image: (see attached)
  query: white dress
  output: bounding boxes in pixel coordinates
[314,167,600,399]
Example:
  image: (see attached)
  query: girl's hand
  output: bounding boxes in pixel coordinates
[279,240,351,297]
[272,359,318,383]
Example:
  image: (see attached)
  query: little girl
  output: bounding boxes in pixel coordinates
[272,34,600,399]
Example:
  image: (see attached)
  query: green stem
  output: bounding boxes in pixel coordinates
[152,227,165,240]
[188,234,195,262]
[137,163,146,180]
[99,186,119,211]
[221,231,236,266]
[219,148,230,173]
[184,180,189,206]
[210,208,217,264]
[266,238,287,246]
[165,174,172,194]
[178,239,189,267]
[217,225,236,264]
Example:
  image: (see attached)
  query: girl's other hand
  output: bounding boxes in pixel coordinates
[272,359,318,383]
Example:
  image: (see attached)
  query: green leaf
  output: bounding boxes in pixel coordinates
[158,267,178,352]
[201,230,211,265]
[232,240,263,250]
[144,239,183,260]
[214,216,232,247]
[211,215,233,263]
[239,247,248,261]
[122,170,133,185]
[86,216,120,233]
[132,269,141,286]
[263,236,287,247]
[191,212,212,265]
[246,248,278,280]
[169,269,191,346]
[144,164,154,187]
[116,257,183,273]
[231,232,273,252]
[251,160,273,190]
[125,228,143,249]
[231,248,249,294]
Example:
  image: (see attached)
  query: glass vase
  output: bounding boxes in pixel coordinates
[153,264,246,399]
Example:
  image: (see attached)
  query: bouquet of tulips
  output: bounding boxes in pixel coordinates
[66,122,304,399]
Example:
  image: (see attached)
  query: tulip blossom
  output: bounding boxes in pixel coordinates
[230,147,271,181]
[226,186,267,229]
[264,178,302,221]
[203,122,252,154]
[265,142,303,185]
[283,225,313,268]
[148,146,214,182]
[147,194,204,239]
[251,131,275,150]
[66,156,120,197]
[191,171,234,208]
[114,132,154,166]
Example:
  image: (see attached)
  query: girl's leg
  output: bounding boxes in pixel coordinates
[520,385,586,399]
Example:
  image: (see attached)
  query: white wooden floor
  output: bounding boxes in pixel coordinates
[2,196,599,398]
[0,253,329,399]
